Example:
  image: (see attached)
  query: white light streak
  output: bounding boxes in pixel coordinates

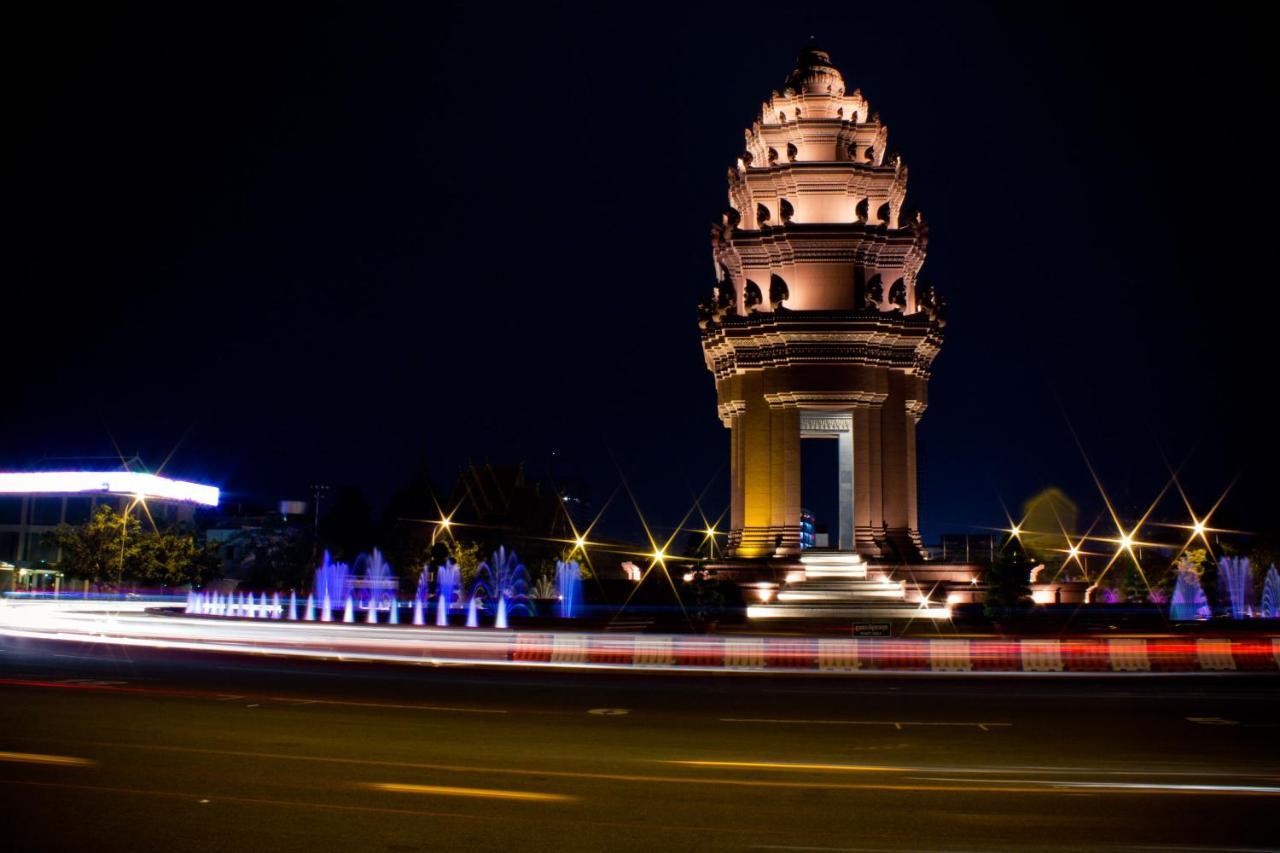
[0,472,219,506]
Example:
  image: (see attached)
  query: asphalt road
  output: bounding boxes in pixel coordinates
[1,636,1277,852]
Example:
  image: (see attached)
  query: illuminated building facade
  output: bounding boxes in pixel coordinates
[700,44,944,561]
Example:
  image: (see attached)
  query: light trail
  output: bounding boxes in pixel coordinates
[0,751,95,767]
[1,600,1276,676]
[364,782,576,802]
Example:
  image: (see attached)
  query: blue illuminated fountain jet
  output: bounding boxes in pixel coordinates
[1219,556,1251,619]
[556,560,583,619]
[437,561,461,627]
[1263,565,1280,619]
[469,548,531,628]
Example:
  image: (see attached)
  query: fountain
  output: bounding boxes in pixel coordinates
[466,595,479,627]
[415,565,430,595]
[556,560,583,619]
[1170,557,1211,620]
[288,591,298,621]
[437,561,461,627]
[1220,556,1251,619]
[343,595,355,623]
[321,592,332,622]
[313,552,351,611]
[470,547,532,625]
[1261,565,1280,619]
[495,595,508,629]
[352,548,397,614]
[412,595,425,626]
[388,598,398,624]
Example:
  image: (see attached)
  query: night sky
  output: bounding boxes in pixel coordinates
[7,3,1276,545]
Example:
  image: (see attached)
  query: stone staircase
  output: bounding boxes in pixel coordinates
[746,551,950,621]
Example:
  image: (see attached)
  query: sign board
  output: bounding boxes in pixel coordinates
[852,622,892,637]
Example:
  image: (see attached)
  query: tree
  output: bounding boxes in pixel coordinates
[45,505,141,586]
[135,528,220,588]
[448,539,484,590]
[45,505,218,589]
[378,462,439,580]
[984,536,1033,616]
[236,520,314,591]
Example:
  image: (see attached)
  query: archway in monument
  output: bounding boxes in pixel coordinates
[799,411,855,551]
[800,436,839,549]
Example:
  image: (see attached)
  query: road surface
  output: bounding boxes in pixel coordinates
[1,634,1277,852]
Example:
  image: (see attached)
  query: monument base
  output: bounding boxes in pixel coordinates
[703,550,987,621]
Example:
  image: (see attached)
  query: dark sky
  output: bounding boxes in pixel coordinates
[7,3,1276,545]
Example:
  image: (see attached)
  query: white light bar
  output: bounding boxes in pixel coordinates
[0,472,219,507]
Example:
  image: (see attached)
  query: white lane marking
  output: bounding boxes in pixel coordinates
[1187,716,1239,725]
[721,718,1010,729]
[588,708,630,716]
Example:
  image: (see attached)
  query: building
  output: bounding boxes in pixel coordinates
[0,466,220,572]
[699,44,944,562]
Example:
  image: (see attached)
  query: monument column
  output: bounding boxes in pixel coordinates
[739,374,774,557]
[769,403,802,555]
[837,421,854,551]
[853,405,885,555]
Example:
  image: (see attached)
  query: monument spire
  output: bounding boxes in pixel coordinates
[699,44,944,561]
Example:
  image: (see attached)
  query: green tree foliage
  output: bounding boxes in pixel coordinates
[135,528,221,587]
[45,505,140,585]
[984,536,1033,615]
[44,505,217,588]
[448,539,484,589]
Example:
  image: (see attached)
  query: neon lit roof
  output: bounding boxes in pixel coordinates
[0,472,219,507]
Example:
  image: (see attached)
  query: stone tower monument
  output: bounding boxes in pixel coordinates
[699,44,945,562]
